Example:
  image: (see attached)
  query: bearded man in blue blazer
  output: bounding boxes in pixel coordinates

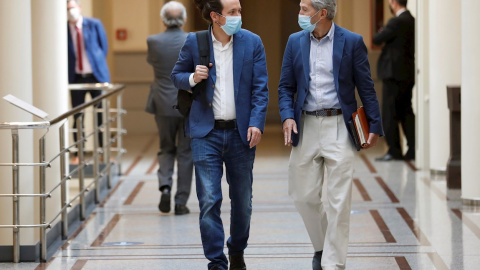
[278,0,383,269]
[171,0,268,269]
[67,0,110,162]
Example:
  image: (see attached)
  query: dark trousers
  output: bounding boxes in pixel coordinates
[70,76,103,156]
[381,79,416,157]
[154,115,193,205]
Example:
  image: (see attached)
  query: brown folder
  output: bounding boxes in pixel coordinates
[352,106,369,146]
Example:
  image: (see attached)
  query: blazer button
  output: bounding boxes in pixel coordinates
[209,103,212,107]
[212,84,215,88]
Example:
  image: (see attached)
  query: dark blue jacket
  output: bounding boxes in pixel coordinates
[278,25,384,146]
[171,28,269,145]
[68,17,110,83]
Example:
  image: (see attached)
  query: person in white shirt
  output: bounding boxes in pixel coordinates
[67,0,110,163]
[171,0,269,269]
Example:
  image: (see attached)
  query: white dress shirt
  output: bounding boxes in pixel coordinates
[303,22,340,112]
[189,32,236,120]
[69,16,93,74]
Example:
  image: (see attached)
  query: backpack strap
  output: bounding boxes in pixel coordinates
[193,30,210,106]
[196,30,210,66]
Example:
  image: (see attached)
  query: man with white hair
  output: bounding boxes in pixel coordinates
[145,1,193,215]
[278,0,383,269]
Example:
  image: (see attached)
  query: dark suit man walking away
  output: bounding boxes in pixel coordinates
[373,0,415,161]
[171,0,269,269]
[67,0,110,164]
[279,0,383,268]
[145,1,193,216]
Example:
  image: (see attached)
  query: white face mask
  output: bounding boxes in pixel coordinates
[68,7,81,22]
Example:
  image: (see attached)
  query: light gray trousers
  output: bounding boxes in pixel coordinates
[289,114,356,270]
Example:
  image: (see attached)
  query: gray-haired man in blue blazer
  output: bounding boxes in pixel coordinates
[279,0,383,269]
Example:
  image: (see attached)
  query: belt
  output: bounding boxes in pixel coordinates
[76,73,94,78]
[214,120,237,130]
[303,108,342,117]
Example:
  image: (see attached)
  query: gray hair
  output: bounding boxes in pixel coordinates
[311,0,337,20]
[161,1,187,28]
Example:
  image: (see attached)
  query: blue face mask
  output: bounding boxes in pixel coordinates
[216,13,242,36]
[298,10,320,32]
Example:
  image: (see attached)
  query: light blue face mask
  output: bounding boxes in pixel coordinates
[298,10,321,32]
[216,13,242,36]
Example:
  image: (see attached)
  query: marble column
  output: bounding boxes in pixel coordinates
[428,0,461,172]
[461,0,480,205]
[0,0,36,248]
[31,0,69,233]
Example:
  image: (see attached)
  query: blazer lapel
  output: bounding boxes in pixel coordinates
[332,25,345,88]
[207,27,216,88]
[82,19,90,50]
[233,31,245,99]
[67,25,74,54]
[300,31,311,87]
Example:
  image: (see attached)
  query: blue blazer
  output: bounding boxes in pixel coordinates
[68,17,110,83]
[171,28,269,145]
[278,25,384,147]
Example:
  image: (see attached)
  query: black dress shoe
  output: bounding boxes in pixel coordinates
[229,254,246,270]
[312,250,323,270]
[174,204,190,215]
[375,153,403,161]
[158,187,171,213]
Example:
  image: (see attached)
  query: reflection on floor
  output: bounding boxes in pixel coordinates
[3,126,480,270]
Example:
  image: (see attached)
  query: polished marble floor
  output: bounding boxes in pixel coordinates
[2,126,479,270]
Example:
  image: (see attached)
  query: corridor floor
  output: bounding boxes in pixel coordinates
[3,126,480,269]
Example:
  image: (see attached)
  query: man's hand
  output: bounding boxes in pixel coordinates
[363,133,380,149]
[282,119,298,146]
[193,63,213,83]
[247,127,262,149]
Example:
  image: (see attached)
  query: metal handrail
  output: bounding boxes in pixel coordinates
[51,83,124,125]
[0,121,50,129]
[0,83,127,263]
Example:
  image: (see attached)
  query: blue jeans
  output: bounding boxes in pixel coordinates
[191,128,256,270]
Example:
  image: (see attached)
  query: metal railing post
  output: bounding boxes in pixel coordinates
[103,99,112,188]
[116,93,123,173]
[12,129,20,263]
[59,124,68,239]
[39,137,47,262]
[77,115,86,221]
[93,106,100,203]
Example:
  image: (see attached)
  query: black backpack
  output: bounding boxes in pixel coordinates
[174,30,210,117]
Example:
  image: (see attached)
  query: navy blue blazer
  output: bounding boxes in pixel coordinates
[68,17,110,83]
[171,28,269,145]
[278,25,384,147]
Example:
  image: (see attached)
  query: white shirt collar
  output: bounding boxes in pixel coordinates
[211,30,233,46]
[396,8,407,17]
[310,22,335,42]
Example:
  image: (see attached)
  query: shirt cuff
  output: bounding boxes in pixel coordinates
[189,73,198,87]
